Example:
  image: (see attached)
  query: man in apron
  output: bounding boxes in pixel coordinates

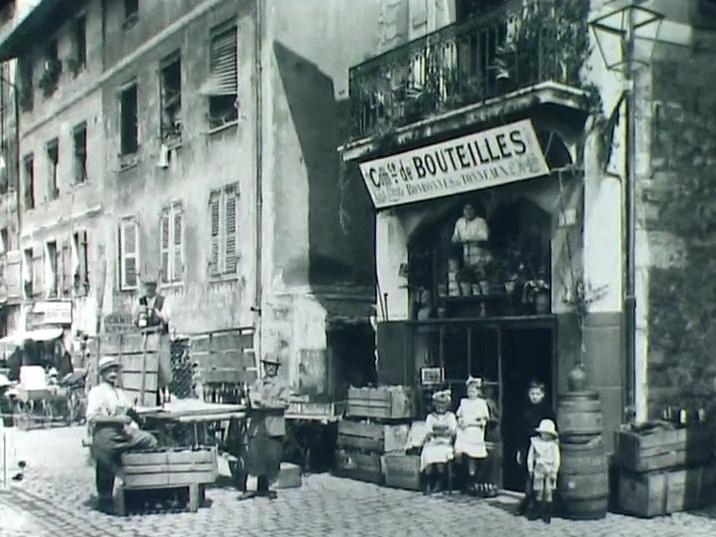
[86,357,158,513]
[239,356,291,500]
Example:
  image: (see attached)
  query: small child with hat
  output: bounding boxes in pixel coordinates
[454,376,490,496]
[420,389,457,495]
[525,418,560,523]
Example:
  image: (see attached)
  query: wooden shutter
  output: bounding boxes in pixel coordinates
[5,250,22,300]
[76,230,88,293]
[209,191,220,275]
[224,186,237,274]
[172,205,183,281]
[160,209,170,282]
[202,25,237,96]
[61,240,72,295]
[33,251,43,297]
[120,218,138,289]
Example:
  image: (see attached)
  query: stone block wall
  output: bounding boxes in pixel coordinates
[641,37,716,423]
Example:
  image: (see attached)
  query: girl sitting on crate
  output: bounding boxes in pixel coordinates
[525,419,561,524]
[454,376,490,496]
[420,389,457,495]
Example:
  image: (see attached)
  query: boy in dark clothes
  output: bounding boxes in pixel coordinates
[516,380,556,515]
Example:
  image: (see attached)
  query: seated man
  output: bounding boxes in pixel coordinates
[86,356,158,513]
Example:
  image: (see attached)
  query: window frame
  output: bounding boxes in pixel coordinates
[72,229,89,295]
[206,22,238,130]
[46,138,59,201]
[160,201,184,285]
[22,153,34,210]
[71,14,87,74]
[159,51,182,144]
[22,247,33,298]
[208,183,239,279]
[119,81,139,157]
[123,0,139,29]
[45,240,59,298]
[118,216,140,291]
[73,122,88,184]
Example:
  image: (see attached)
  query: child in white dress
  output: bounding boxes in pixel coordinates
[454,376,490,496]
[420,389,457,495]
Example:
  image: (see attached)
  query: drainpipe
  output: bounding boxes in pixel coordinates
[253,0,264,369]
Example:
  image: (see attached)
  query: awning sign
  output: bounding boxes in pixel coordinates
[358,119,549,209]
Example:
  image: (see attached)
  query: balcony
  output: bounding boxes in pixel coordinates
[346,0,590,152]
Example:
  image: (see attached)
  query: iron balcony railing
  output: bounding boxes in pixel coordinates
[349,0,589,140]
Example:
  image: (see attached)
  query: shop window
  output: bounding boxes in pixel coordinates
[73,122,87,184]
[22,247,32,298]
[45,240,59,298]
[160,52,182,144]
[119,82,139,156]
[17,56,33,112]
[69,15,86,76]
[124,0,138,28]
[22,153,34,210]
[203,23,238,129]
[409,196,551,319]
[118,216,139,290]
[39,39,61,97]
[208,184,238,277]
[46,138,59,200]
[73,230,89,295]
[160,202,184,283]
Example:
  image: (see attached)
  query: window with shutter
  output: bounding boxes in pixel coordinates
[61,241,72,296]
[119,217,139,290]
[224,186,237,274]
[32,252,43,297]
[160,209,170,282]
[203,23,238,129]
[5,250,22,301]
[22,248,32,297]
[209,192,220,275]
[173,205,183,281]
[73,230,89,294]
[208,184,239,278]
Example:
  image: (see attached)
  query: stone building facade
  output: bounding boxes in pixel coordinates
[0,0,378,399]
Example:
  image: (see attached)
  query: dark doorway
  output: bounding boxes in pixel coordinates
[500,327,554,491]
[327,324,376,400]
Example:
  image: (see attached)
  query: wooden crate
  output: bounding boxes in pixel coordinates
[275,462,302,489]
[618,464,716,518]
[615,425,713,472]
[337,420,410,453]
[382,453,421,491]
[334,448,383,484]
[120,448,218,488]
[346,386,414,420]
[287,400,346,419]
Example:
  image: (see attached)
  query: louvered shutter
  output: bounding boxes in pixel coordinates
[77,230,88,293]
[209,192,220,275]
[5,250,22,300]
[201,26,237,96]
[61,241,72,295]
[172,205,183,281]
[120,219,138,289]
[160,210,170,283]
[224,186,237,274]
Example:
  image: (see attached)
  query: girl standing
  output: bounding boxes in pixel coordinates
[454,376,490,496]
[420,390,457,495]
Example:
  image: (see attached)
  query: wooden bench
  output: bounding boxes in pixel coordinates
[114,447,218,516]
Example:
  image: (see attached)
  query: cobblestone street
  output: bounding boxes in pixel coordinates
[1,427,716,536]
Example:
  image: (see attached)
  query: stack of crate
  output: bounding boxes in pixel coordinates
[333,386,414,485]
[615,423,716,517]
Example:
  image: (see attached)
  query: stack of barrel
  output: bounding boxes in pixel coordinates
[557,390,609,519]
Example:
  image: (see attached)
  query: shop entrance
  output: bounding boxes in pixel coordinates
[500,327,554,491]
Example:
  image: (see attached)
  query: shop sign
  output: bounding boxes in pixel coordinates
[29,301,73,326]
[358,119,549,209]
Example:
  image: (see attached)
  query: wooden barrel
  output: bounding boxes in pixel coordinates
[558,437,609,520]
[557,391,603,443]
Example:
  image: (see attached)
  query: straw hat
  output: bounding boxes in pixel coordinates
[535,419,558,438]
[465,376,482,388]
[261,356,281,367]
[98,356,120,373]
[432,389,452,405]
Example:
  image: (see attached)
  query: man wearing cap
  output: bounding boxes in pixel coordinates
[86,356,158,513]
[239,356,292,500]
[133,277,170,333]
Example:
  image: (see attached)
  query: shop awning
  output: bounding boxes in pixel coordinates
[0,327,63,344]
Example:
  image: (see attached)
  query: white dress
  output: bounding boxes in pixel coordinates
[420,411,457,471]
[454,397,489,459]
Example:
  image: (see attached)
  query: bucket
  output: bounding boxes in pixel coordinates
[557,391,603,443]
[558,437,609,520]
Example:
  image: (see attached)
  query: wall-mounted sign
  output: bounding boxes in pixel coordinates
[358,119,550,209]
[104,311,135,334]
[31,301,73,325]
